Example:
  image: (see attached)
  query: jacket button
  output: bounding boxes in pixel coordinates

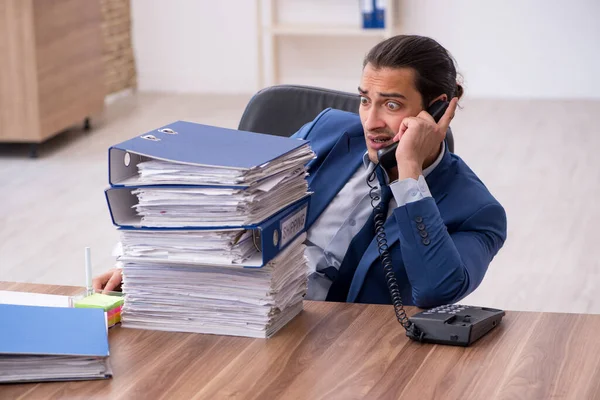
[422,238,431,245]
[417,223,425,231]
[419,230,428,238]
[415,216,423,223]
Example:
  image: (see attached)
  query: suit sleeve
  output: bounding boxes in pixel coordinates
[392,197,507,308]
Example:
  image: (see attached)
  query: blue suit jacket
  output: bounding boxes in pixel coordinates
[291,108,507,308]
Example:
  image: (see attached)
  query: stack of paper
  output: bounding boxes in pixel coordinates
[119,234,308,338]
[131,165,309,227]
[131,144,315,187]
[1,356,111,383]
[0,304,112,383]
[118,229,257,265]
[106,121,314,339]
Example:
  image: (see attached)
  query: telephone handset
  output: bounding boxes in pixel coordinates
[367,99,505,346]
[376,100,450,170]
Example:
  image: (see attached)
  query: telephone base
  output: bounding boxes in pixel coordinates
[406,304,505,346]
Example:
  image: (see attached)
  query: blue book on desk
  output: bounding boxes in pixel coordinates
[0,304,112,383]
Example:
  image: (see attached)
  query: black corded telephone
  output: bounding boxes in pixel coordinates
[368,100,505,347]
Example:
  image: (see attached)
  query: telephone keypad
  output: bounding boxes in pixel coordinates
[426,304,471,315]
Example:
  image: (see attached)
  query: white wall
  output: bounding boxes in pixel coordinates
[399,0,600,99]
[130,0,259,94]
[131,0,600,99]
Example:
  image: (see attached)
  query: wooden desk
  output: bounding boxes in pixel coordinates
[2,282,600,400]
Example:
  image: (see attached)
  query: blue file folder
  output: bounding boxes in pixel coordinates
[0,304,109,357]
[108,120,310,187]
[105,120,313,268]
[0,304,112,383]
[360,0,375,29]
[108,194,309,268]
[374,0,385,28]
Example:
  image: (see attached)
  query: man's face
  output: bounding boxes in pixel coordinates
[358,64,425,164]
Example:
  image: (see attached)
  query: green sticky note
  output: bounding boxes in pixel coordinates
[74,293,124,311]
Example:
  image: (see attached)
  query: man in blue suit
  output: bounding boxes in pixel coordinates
[95,34,507,309]
[293,35,507,307]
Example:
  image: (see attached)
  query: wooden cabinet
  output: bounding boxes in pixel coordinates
[0,0,105,148]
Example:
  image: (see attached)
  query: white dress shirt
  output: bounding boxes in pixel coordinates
[304,144,445,300]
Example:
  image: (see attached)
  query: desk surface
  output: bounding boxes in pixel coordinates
[1,282,600,400]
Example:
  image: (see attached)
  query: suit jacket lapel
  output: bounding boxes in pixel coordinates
[425,141,454,203]
[306,132,366,228]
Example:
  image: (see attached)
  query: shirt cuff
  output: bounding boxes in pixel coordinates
[390,175,432,206]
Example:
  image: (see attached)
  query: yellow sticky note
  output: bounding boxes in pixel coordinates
[74,293,124,311]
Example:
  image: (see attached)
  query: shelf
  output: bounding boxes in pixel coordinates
[267,24,388,38]
[256,0,397,87]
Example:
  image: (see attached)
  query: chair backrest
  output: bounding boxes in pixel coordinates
[238,84,454,153]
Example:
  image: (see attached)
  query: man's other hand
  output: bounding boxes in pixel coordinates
[92,268,122,293]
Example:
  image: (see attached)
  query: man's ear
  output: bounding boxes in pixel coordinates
[428,94,448,107]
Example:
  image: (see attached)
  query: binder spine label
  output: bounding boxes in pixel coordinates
[279,205,308,247]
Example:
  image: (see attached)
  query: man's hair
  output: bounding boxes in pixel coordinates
[363,35,463,108]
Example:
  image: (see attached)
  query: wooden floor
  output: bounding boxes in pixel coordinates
[1,93,599,315]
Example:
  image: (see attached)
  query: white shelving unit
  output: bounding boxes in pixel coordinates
[256,0,398,88]
[269,25,389,37]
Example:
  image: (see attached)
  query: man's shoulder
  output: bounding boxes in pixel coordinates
[312,107,362,128]
[445,152,504,212]
[292,108,363,141]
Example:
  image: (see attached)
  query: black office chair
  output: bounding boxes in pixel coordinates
[238,84,454,153]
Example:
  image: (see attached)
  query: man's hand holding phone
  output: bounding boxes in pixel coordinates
[393,97,458,180]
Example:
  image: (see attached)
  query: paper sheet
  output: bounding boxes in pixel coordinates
[119,234,309,338]
[129,144,315,187]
